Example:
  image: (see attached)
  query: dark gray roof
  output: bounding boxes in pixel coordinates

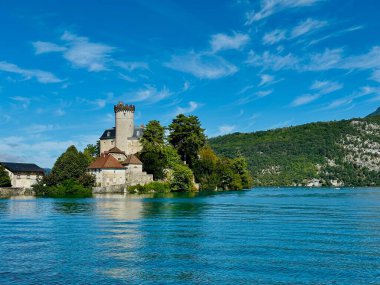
[0,162,44,173]
[131,127,144,139]
[100,128,115,140]
[100,127,144,140]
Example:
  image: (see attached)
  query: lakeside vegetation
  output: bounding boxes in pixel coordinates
[33,146,94,197]
[0,165,11,187]
[209,115,380,187]
[31,113,252,197]
[136,114,253,192]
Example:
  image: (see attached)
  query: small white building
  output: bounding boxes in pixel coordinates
[0,162,44,189]
[88,154,126,187]
[88,153,153,187]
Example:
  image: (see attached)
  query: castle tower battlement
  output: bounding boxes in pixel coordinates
[114,102,135,113]
[114,102,135,152]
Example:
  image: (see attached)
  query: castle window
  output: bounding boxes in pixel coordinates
[107,131,111,137]
[17,175,21,179]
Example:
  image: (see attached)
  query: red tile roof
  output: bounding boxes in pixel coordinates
[88,154,125,169]
[122,154,142,165]
[105,146,125,154]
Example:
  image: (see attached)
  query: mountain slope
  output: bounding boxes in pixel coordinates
[367,107,380,118]
[209,115,380,187]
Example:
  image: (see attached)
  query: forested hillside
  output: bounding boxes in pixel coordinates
[209,114,380,187]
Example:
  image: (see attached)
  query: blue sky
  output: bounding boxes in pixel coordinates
[0,0,380,167]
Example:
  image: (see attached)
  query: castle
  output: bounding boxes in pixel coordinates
[99,103,144,156]
[88,102,153,187]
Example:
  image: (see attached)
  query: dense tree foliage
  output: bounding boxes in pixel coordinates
[34,179,92,198]
[168,114,206,166]
[51,145,90,184]
[139,120,182,180]
[209,116,380,187]
[83,143,99,164]
[34,145,94,197]
[0,165,11,187]
[170,163,195,192]
[128,181,170,194]
[140,120,165,149]
[138,115,253,192]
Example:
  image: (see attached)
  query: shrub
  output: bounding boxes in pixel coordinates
[127,181,170,194]
[0,166,11,187]
[34,179,92,198]
[170,163,195,192]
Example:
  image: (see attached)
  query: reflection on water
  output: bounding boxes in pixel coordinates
[0,188,380,284]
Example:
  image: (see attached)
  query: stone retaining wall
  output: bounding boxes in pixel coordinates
[0,187,35,196]
[92,184,126,194]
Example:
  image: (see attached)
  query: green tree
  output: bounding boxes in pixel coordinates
[140,120,165,150]
[139,120,167,179]
[192,146,219,190]
[83,143,99,163]
[231,155,253,189]
[0,165,11,187]
[51,145,89,184]
[170,163,195,192]
[168,114,206,166]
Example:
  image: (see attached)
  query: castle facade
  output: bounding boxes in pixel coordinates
[89,102,152,188]
[99,102,144,156]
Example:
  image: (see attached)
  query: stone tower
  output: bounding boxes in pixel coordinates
[114,102,135,152]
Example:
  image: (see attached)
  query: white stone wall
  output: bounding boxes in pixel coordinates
[110,153,127,162]
[125,139,142,155]
[89,169,125,187]
[5,169,42,189]
[115,110,134,152]
[126,171,153,186]
[100,138,115,154]
[125,164,143,173]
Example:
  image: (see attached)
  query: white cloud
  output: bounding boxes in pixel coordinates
[114,61,149,71]
[321,86,379,110]
[307,25,364,46]
[290,18,327,38]
[218,125,236,135]
[0,61,62,83]
[258,74,275,86]
[256,90,273,97]
[10,96,31,109]
[54,109,65,116]
[245,0,321,24]
[310,80,343,94]
[246,50,299,71]
[165,51,238,79]
[210,32,250,53]
[291,80,342,107]
[236,90,273,105]
[262,29,286,45]
[61,31,115,72]
[324,98,352,110]
[0,135,98,167]
[128,85,172,103]
[247,47,380,73]
[371,70,380,83]
[32,41,67,54]
[27,124,60,134]
[306,47,380,71]
[305,48,343,71]
[175,101,199,115]
[291,94,320,106]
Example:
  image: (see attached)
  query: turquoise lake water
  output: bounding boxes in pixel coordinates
[1,188,380,284]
